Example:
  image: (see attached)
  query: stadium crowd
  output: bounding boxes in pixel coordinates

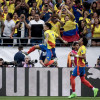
[0,0,100,46]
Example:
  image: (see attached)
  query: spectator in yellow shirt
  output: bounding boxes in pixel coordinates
[91,2,97,13]
[36,0,42,9]
[79,10,92,46]
[2,6,8,22]
[91,12,99,26]
[29,1,39,14]
[0,0,6,8]
[91,18,100,46]
[49,14,63,36]
[6,0,15,14]
[41,1,53,13]
[54,3,61,14]
[65,0,74,14]
[13,12,19,35]
[58,5,75,23]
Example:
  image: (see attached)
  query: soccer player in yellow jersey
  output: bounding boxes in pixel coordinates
[25,23,68,67]
[68,37,99,98]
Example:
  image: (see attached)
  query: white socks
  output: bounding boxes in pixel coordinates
[92,87,95,91]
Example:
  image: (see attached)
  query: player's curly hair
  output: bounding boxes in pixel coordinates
[73,41,79,46]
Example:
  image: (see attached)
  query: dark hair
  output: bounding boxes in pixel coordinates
[45,23,52,29]
[18,45,23,49]
[51,13,60,19]
[98,58,100,60]
[13,12,18,16]
[8,13,13,19]
[83,2,91,10]
[82,37,88,46]
[73,42,79,46]
[15,0,21,5]
[75,0,80,4]
[35,12,40,16]
[92,1,97,7]
[0,58,3,61]
[33,0,37,3]
[92,2,97,12]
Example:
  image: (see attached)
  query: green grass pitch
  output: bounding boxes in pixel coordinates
[0,97,100,100]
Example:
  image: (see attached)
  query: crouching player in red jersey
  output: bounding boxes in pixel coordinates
[68,37,99,98]
[25,23,68,67]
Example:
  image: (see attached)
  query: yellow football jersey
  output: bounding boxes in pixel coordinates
[44,30,59,49]
[77,45,86,67]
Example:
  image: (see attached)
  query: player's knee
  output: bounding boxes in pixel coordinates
[34,45,40,49]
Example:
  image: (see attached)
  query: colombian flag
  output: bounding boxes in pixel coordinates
[62,20,79,42]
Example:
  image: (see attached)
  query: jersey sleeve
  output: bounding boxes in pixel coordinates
[81,47,86,55]
[6,1,9,6]
[54,32,59,37]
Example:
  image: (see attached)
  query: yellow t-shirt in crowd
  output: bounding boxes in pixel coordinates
[44,30,59,49]
[25,0,29,3]
[29,8,33,14]
[79,17,90,29]
[2,13,8,22]
[91,24,100,38]
[49,21,61,36]
[6,1,15,14]
[61,13,66,23]
[0,0,3,3]
[13,19,19,34]
[54,5,60,14]
[77,45,86,67]
[36,0,42,8]
[54,2,64,13]
[0,0,4,8]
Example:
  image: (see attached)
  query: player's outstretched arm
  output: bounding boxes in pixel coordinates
[58,36,68,45]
